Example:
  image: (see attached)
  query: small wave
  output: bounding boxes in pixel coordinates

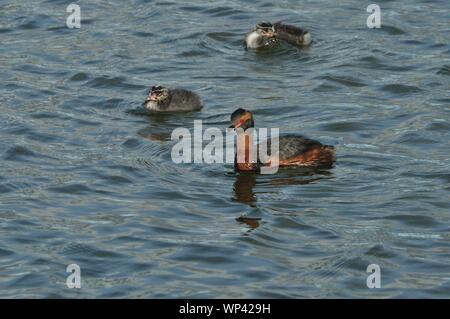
[380,84,422,94]
[84,76,146,90]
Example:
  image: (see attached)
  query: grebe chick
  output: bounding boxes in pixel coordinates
[143,86,203,112]
[273,22,312,46]
[229,109,335,172]
[245,22,278,49]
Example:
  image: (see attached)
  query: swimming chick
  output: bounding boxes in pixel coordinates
[245,22,279,49]
[143,86,203,112]
[229,108,335,172]
[245,21,312,49]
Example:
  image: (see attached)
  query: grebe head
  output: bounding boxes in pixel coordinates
[229,108,255,130]
[255,22,277,38]
[143,85,171,110]
[246,22,277,49]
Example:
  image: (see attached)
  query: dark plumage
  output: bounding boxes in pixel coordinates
[273,22,312,46]
[264,136,323,161]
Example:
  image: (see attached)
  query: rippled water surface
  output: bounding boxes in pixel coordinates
[1,0,449,298]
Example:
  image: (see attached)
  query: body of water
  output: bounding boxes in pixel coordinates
[0,0,449,298]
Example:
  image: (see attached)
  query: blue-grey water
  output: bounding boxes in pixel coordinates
[1,0,449,298]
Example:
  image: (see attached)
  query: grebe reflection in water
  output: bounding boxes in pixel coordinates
[232,170,332,231]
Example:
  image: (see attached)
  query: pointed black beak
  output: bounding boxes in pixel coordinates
[228,124,235,129]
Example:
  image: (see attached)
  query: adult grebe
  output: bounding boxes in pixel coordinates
[229,108,335,172]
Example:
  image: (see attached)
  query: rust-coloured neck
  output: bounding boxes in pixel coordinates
[235,132,258,172]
